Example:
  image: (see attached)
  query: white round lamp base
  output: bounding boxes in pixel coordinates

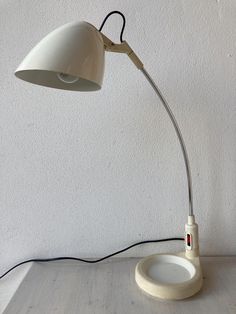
[135,253,203,300]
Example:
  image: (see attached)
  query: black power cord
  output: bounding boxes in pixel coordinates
[99,10,126,43]
[0,237,184,280]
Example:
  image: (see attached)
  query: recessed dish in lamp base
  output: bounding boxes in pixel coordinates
[135,252,202,300]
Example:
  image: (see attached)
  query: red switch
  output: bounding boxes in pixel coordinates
[187,233,191,247]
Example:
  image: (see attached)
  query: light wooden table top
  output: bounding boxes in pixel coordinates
[2,257,236,314]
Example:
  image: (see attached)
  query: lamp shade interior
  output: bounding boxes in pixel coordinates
[15,21,105,91]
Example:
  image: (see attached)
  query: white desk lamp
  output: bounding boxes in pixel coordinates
[15,11,203,300]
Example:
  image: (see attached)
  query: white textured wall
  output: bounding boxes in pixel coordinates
[1,0,236,272]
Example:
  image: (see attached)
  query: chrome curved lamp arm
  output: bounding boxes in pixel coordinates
[102,34,194,216]
[140,68,193,216]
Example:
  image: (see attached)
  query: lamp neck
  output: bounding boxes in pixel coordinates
[101,33,143,69]
[100,30,194,216]
[140,68,194,216]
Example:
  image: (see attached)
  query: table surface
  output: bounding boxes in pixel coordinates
[1,256,236,314]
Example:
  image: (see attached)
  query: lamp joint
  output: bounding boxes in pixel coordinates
[101,33,143,69]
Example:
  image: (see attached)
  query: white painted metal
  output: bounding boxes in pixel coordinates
[15,22,105,91]
[135,216,201,299]
[135,252,202,300]
[185,215,200,258]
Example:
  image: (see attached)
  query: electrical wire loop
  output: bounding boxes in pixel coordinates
[99,10,126,43]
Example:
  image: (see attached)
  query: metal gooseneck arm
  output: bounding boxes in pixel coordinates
[100,11,194,217]
[140,68,193,216]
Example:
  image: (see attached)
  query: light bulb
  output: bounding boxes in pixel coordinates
[57,73,79,84]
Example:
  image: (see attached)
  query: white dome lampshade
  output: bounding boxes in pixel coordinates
[15,22,105,91]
